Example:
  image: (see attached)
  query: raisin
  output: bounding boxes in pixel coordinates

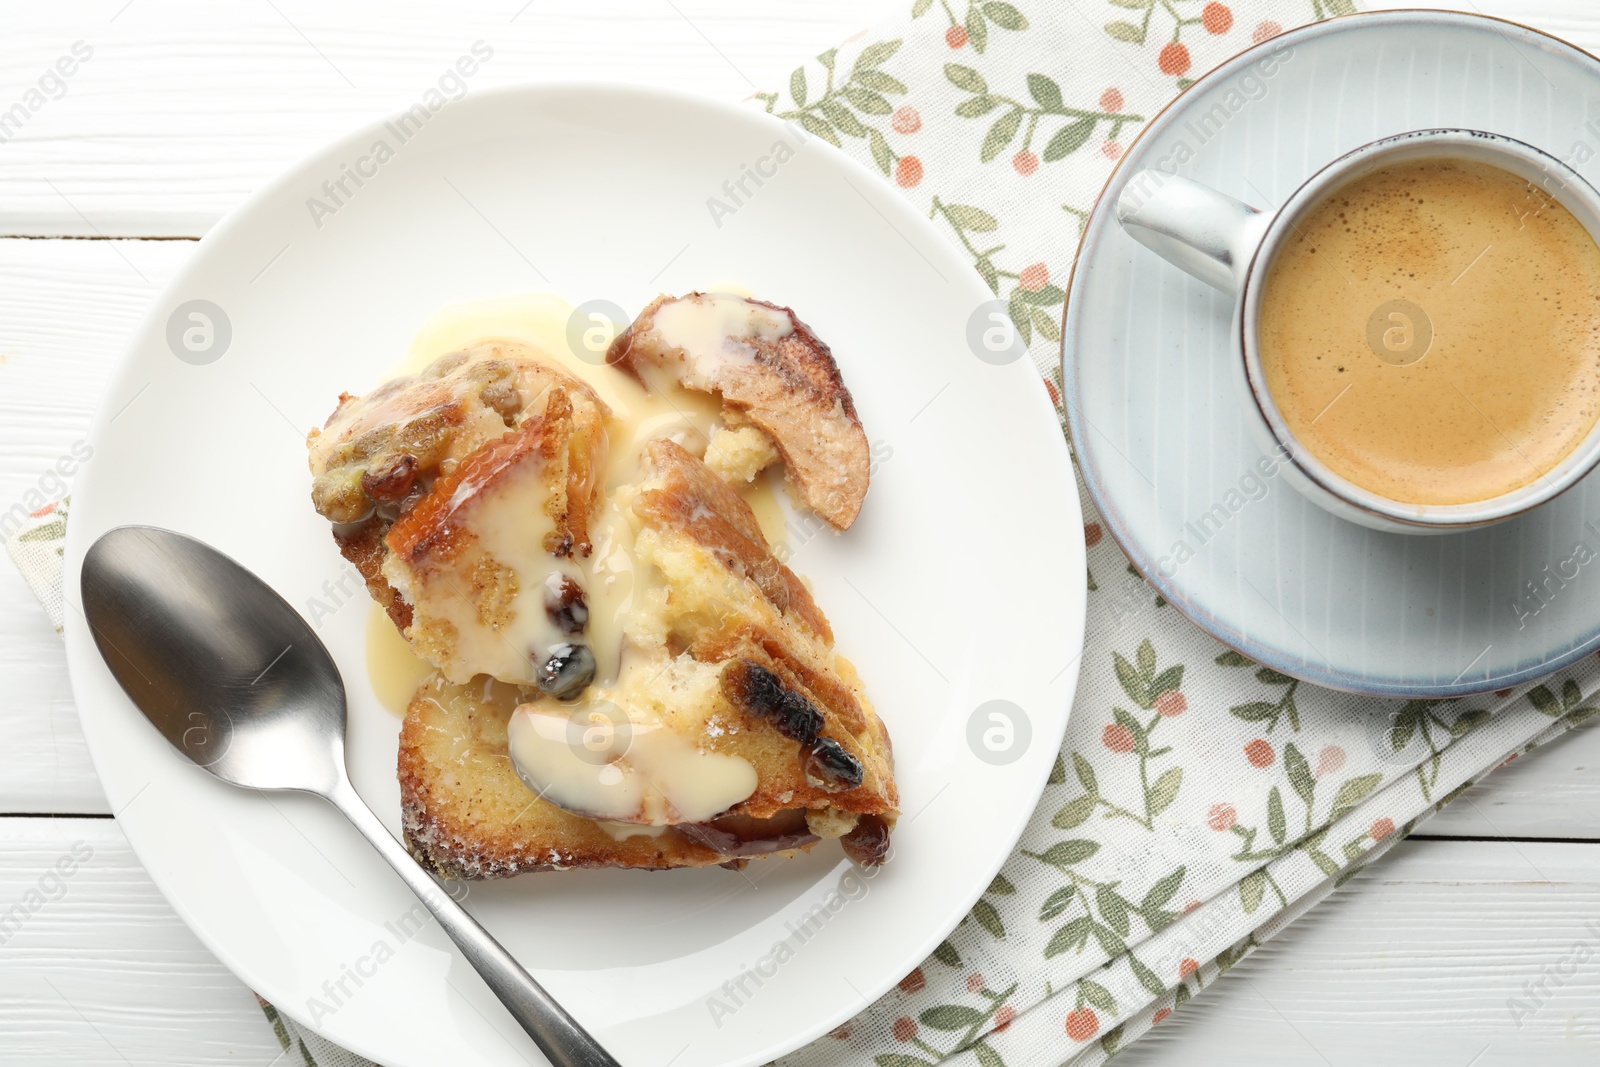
[480,374,522,425]
[681,810,817,858]
[840,814,891,867]
[543,573,588,635]
[536,643,596,701]
[360,453,418,504]
[720,660,821,743]
[801,737,864,792]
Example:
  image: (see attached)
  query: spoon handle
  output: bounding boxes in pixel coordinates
[328,779,622,1067]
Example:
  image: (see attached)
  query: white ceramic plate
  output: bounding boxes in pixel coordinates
[1065,10,1600,699]
[63,84,1083,1067]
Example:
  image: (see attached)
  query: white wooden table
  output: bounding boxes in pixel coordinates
[2,1,1597,1063]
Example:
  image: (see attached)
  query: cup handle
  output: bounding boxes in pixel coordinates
[1115,171,1275,294]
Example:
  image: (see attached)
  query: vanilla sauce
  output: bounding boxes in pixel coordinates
[362,292,788,825]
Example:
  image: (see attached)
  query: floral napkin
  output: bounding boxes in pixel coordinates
[13,2,1600,1066]
[748,3,1600,1066]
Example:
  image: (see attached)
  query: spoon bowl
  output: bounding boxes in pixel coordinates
[82,525,347,794]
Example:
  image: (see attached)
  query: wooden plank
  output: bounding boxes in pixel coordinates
[0,822,1594,1064]
[0,818,281,1065]
[0,0,888,236]
[1122,838,1600,1066]
[1424,721,1600,839]
[0,0,1580,237]
[0,237,187,814]
[1367,0,1600,47]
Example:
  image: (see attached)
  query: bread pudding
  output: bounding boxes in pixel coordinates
[307,292,896,876]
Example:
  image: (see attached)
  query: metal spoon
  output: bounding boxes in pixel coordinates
[80,525,620,1067]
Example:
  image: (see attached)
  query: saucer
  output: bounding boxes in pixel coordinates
[1063,9,1600,698]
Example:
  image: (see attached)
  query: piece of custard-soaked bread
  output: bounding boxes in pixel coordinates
[607,292,870,529]
[398,439,897,877]
[305,342,608,687]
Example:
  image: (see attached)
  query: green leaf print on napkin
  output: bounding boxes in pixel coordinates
[873,976,1020,1067]
[927,195,1063,344]
[1218,652,1302,733]
[943,63,1142,168]
[1051,640,1186,833]
[912,0,1029,56]
[758,40,913,179]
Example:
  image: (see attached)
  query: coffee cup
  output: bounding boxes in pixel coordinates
[1115,128,1600,534]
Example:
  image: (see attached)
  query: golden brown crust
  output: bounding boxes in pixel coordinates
[694,623,866,739]
[607,293,871,529]
[307,352,525,525]
[385,385,602,569]
[635,439,832,642]
[307,343,608,683]
[333,517,411,631]
[398,677,824,878]
[398,444,897,878]
[619,442,895,823]
[322,335,896,879]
